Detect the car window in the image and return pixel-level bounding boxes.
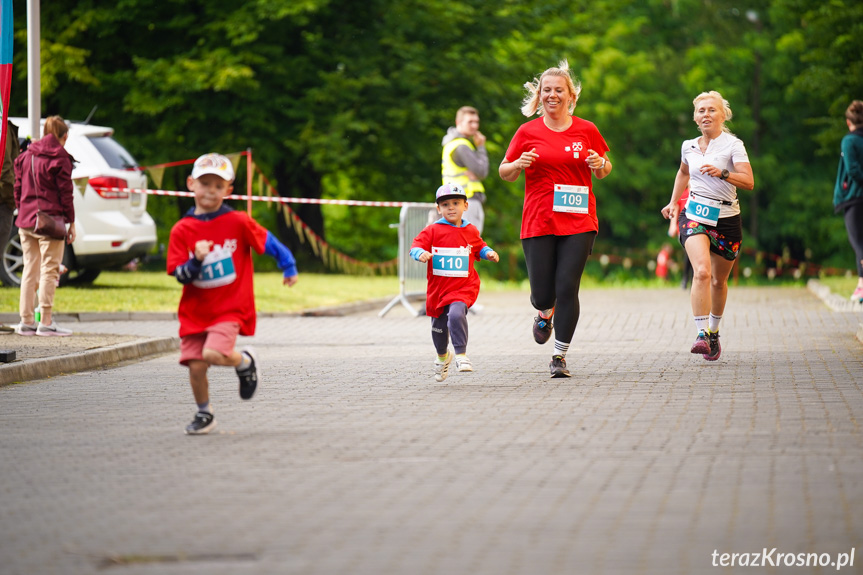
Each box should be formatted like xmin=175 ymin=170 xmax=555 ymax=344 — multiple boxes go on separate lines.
xmin=89 ymin=136 xmax=139 ymax=169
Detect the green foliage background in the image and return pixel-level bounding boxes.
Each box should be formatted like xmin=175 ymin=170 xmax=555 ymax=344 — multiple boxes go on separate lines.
xmin=10 ymin=0 xmax=862 ymax=273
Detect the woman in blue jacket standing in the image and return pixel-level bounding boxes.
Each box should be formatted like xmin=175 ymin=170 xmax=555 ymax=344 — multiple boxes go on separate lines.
xmin=834 ymin=100 xmax=863 ymax=303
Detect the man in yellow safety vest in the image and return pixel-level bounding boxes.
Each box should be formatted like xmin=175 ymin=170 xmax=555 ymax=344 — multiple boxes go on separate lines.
xmin=441 ymin=106 xmax=489 ymax=233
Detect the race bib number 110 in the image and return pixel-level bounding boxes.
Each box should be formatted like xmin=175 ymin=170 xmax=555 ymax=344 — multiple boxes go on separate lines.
xmin=432 ymin=246 xmax=470 ymax=277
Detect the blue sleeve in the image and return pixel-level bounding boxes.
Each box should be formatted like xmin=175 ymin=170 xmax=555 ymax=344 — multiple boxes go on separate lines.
xmin=264 ymin=232 xmax=298 ymax=277
xmin=409 ymin=247 xmax=428 ymax=262
xmin=479 ymin=246 xmax=493 ymax=260
xmin=173 ymin=257 xmax=202 ymax=285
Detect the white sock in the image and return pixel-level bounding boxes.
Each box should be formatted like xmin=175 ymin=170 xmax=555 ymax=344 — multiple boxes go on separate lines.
xmin=694 ymin=315 xmax=709 ymax=334
xmin=237 ymin=352 xmax=252 ymax=371
xmin=553 ymin=339 xmax=570 ymax=357
xmin=708 ymin=313 xmax=722 ymax=333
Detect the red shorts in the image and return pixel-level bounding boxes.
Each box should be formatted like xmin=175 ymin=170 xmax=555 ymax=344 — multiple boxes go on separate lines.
xmin=179 ymin=322 xmax=241 ymax=365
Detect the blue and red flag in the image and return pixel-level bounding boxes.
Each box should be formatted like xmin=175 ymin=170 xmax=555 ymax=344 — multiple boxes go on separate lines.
xmin=0 ymin=0 xmax=12 ymax=173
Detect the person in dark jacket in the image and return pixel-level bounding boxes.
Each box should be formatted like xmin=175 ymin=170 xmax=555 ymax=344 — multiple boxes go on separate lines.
xmin=0 ymin=120 xmax=21 ymax=331
xmin=13 ymin=115 xmax=76 ymax=336
xmin=834 ymin=100 xmax=863 ymax=303
xmin=0 ymin=120 xmax=21 ymax=248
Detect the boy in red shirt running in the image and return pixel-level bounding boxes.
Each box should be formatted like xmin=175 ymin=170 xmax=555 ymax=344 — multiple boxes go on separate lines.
xmin=167 ymin=153 xmax=298 ymax=435
xmin=410 ymin=183 xmax=499 ymax=381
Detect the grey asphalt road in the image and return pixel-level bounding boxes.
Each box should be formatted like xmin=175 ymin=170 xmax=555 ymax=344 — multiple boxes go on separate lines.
xmin=1 ymin=287 xmax=862 ymax=575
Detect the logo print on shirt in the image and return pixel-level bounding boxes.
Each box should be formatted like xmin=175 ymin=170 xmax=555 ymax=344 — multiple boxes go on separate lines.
xmin=564 ymin=141 xmax=583 ymax=159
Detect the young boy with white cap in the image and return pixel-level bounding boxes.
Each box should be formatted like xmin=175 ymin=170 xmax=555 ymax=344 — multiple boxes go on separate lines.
xmin=410 ymin=183 xmax=499 ymax=381
xmin=167 ymin=153 xmax=299 ymax=434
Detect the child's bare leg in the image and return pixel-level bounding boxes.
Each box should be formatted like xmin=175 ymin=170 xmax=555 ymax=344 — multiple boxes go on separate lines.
xmin=188 ymin=360 xmax=210 ymax=405
xmin=202 ymin=347 xmax=242 ymax=368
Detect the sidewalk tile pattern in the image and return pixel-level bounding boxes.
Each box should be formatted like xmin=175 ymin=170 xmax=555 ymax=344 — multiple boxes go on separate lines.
xmin=0 ymin=288 xmax=861 ymax=575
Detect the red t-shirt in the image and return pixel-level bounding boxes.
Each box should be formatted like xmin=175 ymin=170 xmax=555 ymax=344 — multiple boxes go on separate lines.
xmin=411 ymin=221 xmax=488 ymax=318
xmin=167 ymin=209 xmax=269 ymax=337
xmin=505 ymin=116 xmax=609 ymax=239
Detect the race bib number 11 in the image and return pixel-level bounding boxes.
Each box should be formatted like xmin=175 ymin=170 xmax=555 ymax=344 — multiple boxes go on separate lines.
xmin=553 ymin=184 xmax=589 ymax=214
xmin=193 ymin=245 xmax=237 ymax=289
xmin=432 ymin=246 xmax=470 ymax=277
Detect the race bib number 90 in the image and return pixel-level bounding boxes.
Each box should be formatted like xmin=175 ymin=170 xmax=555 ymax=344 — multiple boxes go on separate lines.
xmin=432 ymin=246 xmax=470 ymax=277
xmin=193 ymin=245 xmax=237 ymax=289
xmin=553 ymin=184 xmax=589 ymax=214
xmin=686 ymin=195 xmax=720 ymax=227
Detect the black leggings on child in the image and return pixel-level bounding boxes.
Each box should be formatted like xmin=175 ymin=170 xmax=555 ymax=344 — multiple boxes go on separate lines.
xmin=431 ymin=302 xmax=469 ymax=355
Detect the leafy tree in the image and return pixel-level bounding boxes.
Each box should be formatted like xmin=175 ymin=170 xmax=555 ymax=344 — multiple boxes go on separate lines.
xmin=8 ymin=0 xmax=861 ymax=272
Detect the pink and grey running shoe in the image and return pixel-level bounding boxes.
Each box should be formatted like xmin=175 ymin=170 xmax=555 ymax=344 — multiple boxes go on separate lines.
xmin=703 ymin=332 xmax=721 ymax=361
xmin=533 ymin=308 xmax=554 ymax=345
xmin=690 ymin=330 xmax=710 ymax=355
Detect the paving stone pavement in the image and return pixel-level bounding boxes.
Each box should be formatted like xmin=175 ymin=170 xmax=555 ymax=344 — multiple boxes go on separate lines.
xmin=1 ymin=286 xmax=862 ymax=575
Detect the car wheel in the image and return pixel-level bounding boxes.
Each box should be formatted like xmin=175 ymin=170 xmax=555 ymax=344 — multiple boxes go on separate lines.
xmin=64 ymin=268 xmax=101 ymax=285
xmin=55 ymin=246 xmax=101 ymax=286
xmin=1 ymin=230 xmax=101 ymax=288
xmin=0 ymin=226 xmax=23 ymax=287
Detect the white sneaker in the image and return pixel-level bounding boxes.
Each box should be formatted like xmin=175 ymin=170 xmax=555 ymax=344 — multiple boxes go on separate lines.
xmin=434 ymin=349 xmax=454 ymax=382
xmin=455 ymin=355 xmax=473 ymax=372
xmin=36 ymin=322 xmax=73 ymax=337
xmin=14 ymin=322 xmax=38 ymax=336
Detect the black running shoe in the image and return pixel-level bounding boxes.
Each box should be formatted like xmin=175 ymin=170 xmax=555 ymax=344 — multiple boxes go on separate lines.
xmin=533 ymin=309 xmax=554 ymax=344
xmin=690 ymin=330 xmax=710 ymax=355
xmin=549 ymin=355 xmax=570 ymax=378
xmin=185 ymin=411 xmax=216 ymax=435
xmin=703 ymin=332 xmax=721 ymax=361
xmin=237 ymin=347 xmax=259 ymax=400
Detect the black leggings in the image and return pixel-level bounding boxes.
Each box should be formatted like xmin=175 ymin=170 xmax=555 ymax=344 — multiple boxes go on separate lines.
xmin=522 ymin=232 xmax=596 ymax=344
xmin=431 ymin=302 xmax=469 ymax=355
xmin=844 ymin=204 xmax=863 ymax=277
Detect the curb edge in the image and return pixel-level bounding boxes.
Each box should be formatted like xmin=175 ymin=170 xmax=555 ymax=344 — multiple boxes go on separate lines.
xmin=0 ymin=336 xmax=179 ymax=386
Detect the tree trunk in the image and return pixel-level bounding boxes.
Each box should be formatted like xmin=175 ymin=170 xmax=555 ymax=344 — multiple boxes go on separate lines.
xmin=273 ymin=156 xmax=325 ymax=264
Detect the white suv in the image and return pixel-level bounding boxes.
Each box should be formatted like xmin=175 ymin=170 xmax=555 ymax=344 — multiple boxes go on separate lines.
xmin=0 ymin=118 xmax=156 ymax=286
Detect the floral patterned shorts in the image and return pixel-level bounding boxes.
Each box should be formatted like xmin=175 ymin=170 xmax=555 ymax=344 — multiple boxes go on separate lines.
xmin=678 ymin=211 xmax=742 ymax=261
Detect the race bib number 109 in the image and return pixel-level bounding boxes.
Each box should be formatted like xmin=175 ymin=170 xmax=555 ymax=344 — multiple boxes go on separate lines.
xmin=553 ymin=184 xmax=589 ymax=214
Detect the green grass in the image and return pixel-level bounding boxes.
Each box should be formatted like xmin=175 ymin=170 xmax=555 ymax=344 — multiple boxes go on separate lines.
xmin=0 ymin=272 xmax=406 ymax=313
xmin=2 ymin=269 xmax=853 ymax=314
xmin=816 ymin=275 xmax=860 ymax=298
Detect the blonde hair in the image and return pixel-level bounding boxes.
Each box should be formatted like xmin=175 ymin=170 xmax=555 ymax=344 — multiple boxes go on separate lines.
xmin=693 ymin=91 xmax=733 ymax=134
xmin=43 ymin=115 xmax=69 ymax=141
xmin=455 ymin=106 xmax=478 ymax=124
xmin=521 ymin=59 xmax=582 ymax=117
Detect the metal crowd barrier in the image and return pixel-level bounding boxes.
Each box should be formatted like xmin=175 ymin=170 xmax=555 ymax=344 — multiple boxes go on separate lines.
xmin=379 ymin=203 xmax=437 ymax=317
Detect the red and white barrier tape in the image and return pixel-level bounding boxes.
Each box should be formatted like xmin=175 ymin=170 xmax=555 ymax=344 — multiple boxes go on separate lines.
xmin=95 ymin=187 xmax=435 ymax=208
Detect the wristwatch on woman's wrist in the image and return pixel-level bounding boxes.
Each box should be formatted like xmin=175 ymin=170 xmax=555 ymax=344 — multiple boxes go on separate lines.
xmin=599 ymin=158 xmax=607 ymax=170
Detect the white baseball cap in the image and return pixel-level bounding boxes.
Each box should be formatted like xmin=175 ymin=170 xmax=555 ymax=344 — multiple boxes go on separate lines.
xmin=191 ymin=153 xmax=235 ymax=182
xmin=435 ymin=183 xmax=467 ymax=203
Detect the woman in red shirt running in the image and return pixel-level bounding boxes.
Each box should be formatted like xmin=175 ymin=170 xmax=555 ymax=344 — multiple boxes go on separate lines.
xmin=500 ymin=60 xmax=612 ymax=378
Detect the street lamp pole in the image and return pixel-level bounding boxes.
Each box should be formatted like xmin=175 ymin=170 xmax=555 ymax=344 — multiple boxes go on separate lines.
xmin=26 ymin=0 xmax=39 ymax=139
xmin=747 ymin=10 xmax=761 ymax=244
